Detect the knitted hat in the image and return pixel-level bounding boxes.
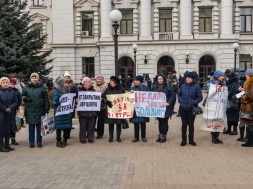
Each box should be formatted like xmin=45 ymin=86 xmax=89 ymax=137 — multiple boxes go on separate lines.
xmin=0 ymin=77 xmax=10 ymax=84
xmin=246 ymin=69 xmax=253 ymax=77
xmin=64 ymin=71 xmax=71 ymax=78
xmin=214 ymin=70 xmax=224 ymax=78
xmin=96 ymin=74 xmax=104 ymax=81
xmin=55 ymin=77 xmax=66 ymax=86
xmin=82 ymin=77 xmax=91 ymax=85
xmin=186 ymin=72 xmax=196 ymax=80
xmin=135 ymin=75 xmax=144 ymax=83
xmin=110 ymin=76 xmax=120 ymax=84
xmin=30 ymin=73 xmax=39 ymax=79
xmin=9 ymin=78 xmax=17 ymax=84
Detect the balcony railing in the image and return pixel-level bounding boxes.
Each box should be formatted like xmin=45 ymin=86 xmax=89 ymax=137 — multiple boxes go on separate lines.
xmin=159 ymin=32 xmax=173 ymax=40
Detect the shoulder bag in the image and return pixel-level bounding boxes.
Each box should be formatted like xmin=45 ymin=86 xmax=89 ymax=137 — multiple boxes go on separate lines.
xmin=187 ymin=89 xmax=203 ymax=116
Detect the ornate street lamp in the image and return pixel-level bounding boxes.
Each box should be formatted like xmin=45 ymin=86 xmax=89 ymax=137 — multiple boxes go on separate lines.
xmin=233 ymin=42 xmax=239 ymax=73
xmin=185 ymin=50 xmax=190 ymax=64
xmin=132 ymin=44 xmax=138 ymax=75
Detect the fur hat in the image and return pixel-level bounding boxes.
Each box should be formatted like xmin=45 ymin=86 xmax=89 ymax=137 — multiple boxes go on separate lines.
xmin=0 ymin=77 xmax=10 ymax=84
xmin=246 ymin=69 xmax=253 ymax=77
xmin=186 ymin=72 xmax=196 ymax=80
xmin=30 ymin=73 xmax=39 ymax=79
xmin=110 ymin=76 xmax=120 ymax=84
xmin=64 ymin=71 xmax=71 ymax=78
xmin=9 ymin=78 xmax=17 ymax=84
xmin=96 ymin=74 xmax=104 ymax=81
xmin=82 ymin=77 xmax=91 ymax=85
xmin=55 ymin=77 xmax=66 ymax=86
xmin=214 ymin=70 xmax=224 ymax=78
xmin=135 ymin=75 xmax=144 ymax=83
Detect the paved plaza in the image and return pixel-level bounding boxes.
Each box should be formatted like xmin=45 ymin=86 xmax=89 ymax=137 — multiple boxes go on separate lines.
xmin=1 ymin=103 xmax=253 ymax=189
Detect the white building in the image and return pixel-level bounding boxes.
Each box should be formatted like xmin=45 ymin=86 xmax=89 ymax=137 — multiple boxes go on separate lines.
xmin=29 ymin=0 xmax=253 ymax=88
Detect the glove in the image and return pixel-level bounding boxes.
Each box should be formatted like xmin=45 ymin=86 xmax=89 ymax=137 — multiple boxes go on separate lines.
xmin=106 ymin=100 xmax=113 ymax=108
xmin=5 ymin=108 xmax=11 ymax=114
xmin=55 ymin=102 xmax=61 ymax=107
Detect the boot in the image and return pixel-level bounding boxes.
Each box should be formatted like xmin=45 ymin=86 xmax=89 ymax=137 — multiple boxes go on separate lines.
xmin=189 ymin=135 xmax=196 ymax=146
xmin=117 ymin=129 xmax=121 ymax=142
xmin=241 ymin=127 xmax=249 ymax=142
xmin=5 ymin=143 xmax=15 ymax=151
xmin=159 ymin=134 xmax=166 ymax=143
xmin=0 ymin=145 xmax=9 ymax=152
xmin=215 ymin=132 xmax=223 ymax=144
xmin=223 ymin=125 xmax=231 ymax=134
xmin=181 ymin=135 xmax=187 ymax=146
xmin=211 ymin=132 xmax=218 ymax=144
xmin=237 ymin=126 xmax=245 ymax=141
xmin=241 ymin=131 xmax=253 ymax=147
xmin=56 ymin=141 xmax=65 ymax=148
xmin=109 ymin=129 xmax=113 ymax=142
xmin=11 ymin=139 xmax=19 ymax=145
xmin=63 ymin=138 xmax=68 ymax=146
xmin=5 ymin=136 xmax=15 ymax=151
xmin=229 ymin=125 xmax=238 ymax=135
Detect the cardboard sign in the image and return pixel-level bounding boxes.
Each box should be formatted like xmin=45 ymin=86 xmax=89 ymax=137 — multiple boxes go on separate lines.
xmin=77 ymin=91 xmax=101 ymax=111
xmin=55 ymin=93 xmax=76 ymax=116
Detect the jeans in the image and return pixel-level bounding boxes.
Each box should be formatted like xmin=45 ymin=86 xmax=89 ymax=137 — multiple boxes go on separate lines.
xmin=29 ymin=124 xmax=42 ymax=144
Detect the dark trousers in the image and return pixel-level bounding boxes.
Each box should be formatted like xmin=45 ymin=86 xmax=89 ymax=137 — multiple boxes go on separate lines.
xmin=157 ymin=117 xmax=169 ymax=135
xmin=56 ymin=129 xmax=71 ymax=141
xmin=10 ymin=131 xmax=16 ymax=139
xmin=134 ymin=123 xmax=146 ymax=139
xmin=96 ymin=109 xmax=105 ymax=137
xmin=79 ymin=117 xmax=96 ymax=142
xmin=180 ymin=110 xmax=196 ymax=136
xmin=0 ymin=132 xmax=10 ymax=146
xmin=29 ymin=123 xmax=42 ymax=144
xmin=109 ymin=124 xmax=121 ymax=133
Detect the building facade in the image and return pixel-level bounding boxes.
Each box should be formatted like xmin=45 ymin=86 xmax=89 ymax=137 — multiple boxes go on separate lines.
xmin=28 ymin=0 xmax=253 ymax=88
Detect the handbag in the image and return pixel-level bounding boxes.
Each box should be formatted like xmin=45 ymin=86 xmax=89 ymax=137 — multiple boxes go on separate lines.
xmin=239 ymin=110 xmax=253 ymax=121
xmin=188 ymin=90 xmax=203 ymax=116
xmin=122 ymin=119 xmax=129 ymax=129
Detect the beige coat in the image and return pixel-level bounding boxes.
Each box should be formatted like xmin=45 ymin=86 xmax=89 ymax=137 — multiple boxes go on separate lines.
xmin=94 ymin=82 xmax=107 ymax=110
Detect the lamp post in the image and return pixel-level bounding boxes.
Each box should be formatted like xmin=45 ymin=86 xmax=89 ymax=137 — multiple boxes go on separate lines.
xmin=233 ymin=42 xmax=239 ymax=73
xmin=132 ymin=44 xmax=138 ymax=75
xmin=144 ymin=51 xmax=148 ymax=64
xmin=109 ymin=10 xmax=122 ymax=77
xmin=185 ymin=50 xmax=190 ymax=64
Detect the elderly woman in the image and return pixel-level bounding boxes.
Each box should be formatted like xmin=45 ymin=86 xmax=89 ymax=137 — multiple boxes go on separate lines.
xmin=102 ymin=76 xmax=125 ymax=142
xmin=239 ymin=69 xmax=253 ymax=147
xmin=22 ymin=73 xmax=49 ymax=148
xmin=52 ymin=77 xmax=71 ymax=148
xmin=0 ymin=77 xmax=18 ymax=152
xmin=94 ymin=75 xmax=107 ymax=139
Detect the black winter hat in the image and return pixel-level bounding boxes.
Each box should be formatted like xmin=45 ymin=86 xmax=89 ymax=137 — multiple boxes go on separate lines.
xmin=110 ymin=76 xmax=120 ymax=84
xmin=135 ymin=75 xmax=144 ymax=83
xmin=186 ymin=72 xmax=196 ymax=80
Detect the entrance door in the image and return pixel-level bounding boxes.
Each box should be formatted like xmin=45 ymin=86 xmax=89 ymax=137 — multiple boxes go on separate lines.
xmin=199 ymin=55 xmax=216 ymax=84
xmin=118 ymin=57 xmax=134 ymax=90
xmin=157 ymin=56 xmax=175 ymax=76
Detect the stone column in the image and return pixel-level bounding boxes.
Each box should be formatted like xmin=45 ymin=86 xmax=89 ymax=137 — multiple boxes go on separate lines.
xmin=100 ymin=0 xmax=112 ymax=41
xmin=180 ymin=0 xmax=193 ymax=39
xmin=220 ymin=0 xmax=234 ymax=38
xmin=140 ymin=0 xmax=152 ymax=40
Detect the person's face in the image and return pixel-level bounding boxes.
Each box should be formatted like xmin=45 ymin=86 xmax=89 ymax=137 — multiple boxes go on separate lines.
xmin=172 ymin=73 xmax=176 ymax=76
xmin=1 ymin=80 xmax=9 ymax=88
xmin=110 ymin=80 xmax=117 ymax=87
xmin=96 ymin=77 xmax=103 ymax=85
xmin=186 ymin=77 xmax=193 ymax=83
xmin=31 ymin=76 xmax=38 ymax=83
xmin=218 ymin=76 xmax=224 ymax=82
xmin=63 ymin=81 xmax=69 ymax=88
xmin=9 ymin=83 xmax=15 ymax=88
xmin=134 ymin=80 xmax=141 ymax=86
xmin=157 ymin=76 xmax=163 ymax=84
xmin=83 ymin=81 xmax=91 ymax=88
xmin=10 ymin=77 xmax=17 ymax=82
xmin=64 ymin=76 xmax=70 ymax=83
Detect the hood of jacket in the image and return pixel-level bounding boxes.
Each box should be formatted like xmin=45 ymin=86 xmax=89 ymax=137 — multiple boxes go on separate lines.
xmin=226 ymin=76 xmax=238 ymax=86
xmin=26 ymin=80 xmax=43 ymax=88
xmin=53 ymin=81 xmax=68 ymax=94
xmin=154 ymin=73 xmax=167 ymax=87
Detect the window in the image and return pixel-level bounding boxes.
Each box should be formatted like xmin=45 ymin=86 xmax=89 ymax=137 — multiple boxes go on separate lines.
xmin=199 ymin=8 xmax=212 ymax=32
xmin=82 ymin=13 xmax=94 ymax=36
xmin=159 ymin=9 xmax=172 ymax=32
xmin=239 ymin=54 xmax=251 ymax=70
xmin=82 ymin=57 xmax=95 ymax=78
xmin=120 ymin=10 xmax=133 ymax=34
xmin=32 ymin=23 xmax=43 ymax=38
xmin=33 ymin=0 xmax=42 ymax=6
xmin=240 ymin=8 xmax=252 ymax=32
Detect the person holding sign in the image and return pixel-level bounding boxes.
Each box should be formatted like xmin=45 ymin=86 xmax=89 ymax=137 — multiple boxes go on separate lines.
xmin=77 ymin=77 xmax=97 ymax=143
xmin=152 ymin=73 xmax=176 ymax=143
xmin=178 ymin=72 xmax=203 ymax=146
xmin=129 ymin=75 xmax=150 ymax=142
xmin=52 ymin=77 xmax=72 ymax=148
xmin=102 ymin=76 xmax=125 ymax=142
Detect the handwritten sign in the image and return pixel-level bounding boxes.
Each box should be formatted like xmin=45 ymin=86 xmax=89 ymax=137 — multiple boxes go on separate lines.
xmin=134 ymin=91 xmax=167 ymax=118
xmin=200 ymin=84 xmax=228 ymax=132
xmin=77 ymin=91 xmax=101 ymax=111
xmin=106 ymin=93 xmax=135 ymax=119
xmin=55 ymin=93 xmax=76 ymax=116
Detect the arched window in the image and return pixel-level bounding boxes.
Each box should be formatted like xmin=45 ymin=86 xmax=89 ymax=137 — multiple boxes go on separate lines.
xmin=199 ymin=55 xmax=216 ymax=83
xmin=118 ymin=57 xmax=134 ymax=90
xmin=157 ymin=56 xmax=175 ymax=76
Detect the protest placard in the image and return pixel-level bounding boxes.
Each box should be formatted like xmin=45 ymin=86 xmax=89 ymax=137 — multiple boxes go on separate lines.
xmin=77 ymin=91 xmax=101 ymax=111
xmin=134 ymin=91 xmax=167 ymax=118
xmin=106 ymin=93 xmax=135 ymax=119
xmin=200 ymin=84 xmax=228 ymax=132
xmin=55 ymin=93 xmax=76 ymax=116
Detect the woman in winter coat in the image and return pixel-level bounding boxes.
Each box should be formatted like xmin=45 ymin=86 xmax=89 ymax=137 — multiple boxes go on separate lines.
xmin=0 ymin=77 xmax=18 ymax=152
xmin=223 ymin=72 xmax=239 ymax=135
xmin=52 ymin=77 xmax=71 ymax=148
xmin=22 ymin=73 xmax=49 ymax=148
xmin=238 ymin=69 xmax=253 ymax=147
xmin=152 ymin=73 xmax=176 ymax=143
xmin=207 ymin=70 xmax=226 ymax=144
xmin=178 ymin=72 xmax=203 ymax=146
xmin=129 ymin=75 xmax=150 ymax=142
xmin=102 ymin=76 xmax=125 ymax=142
xmin=94 ymin=75 xmax=107 ymax=139
xmin=77 ymin=77 xmax=97 ymax=143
